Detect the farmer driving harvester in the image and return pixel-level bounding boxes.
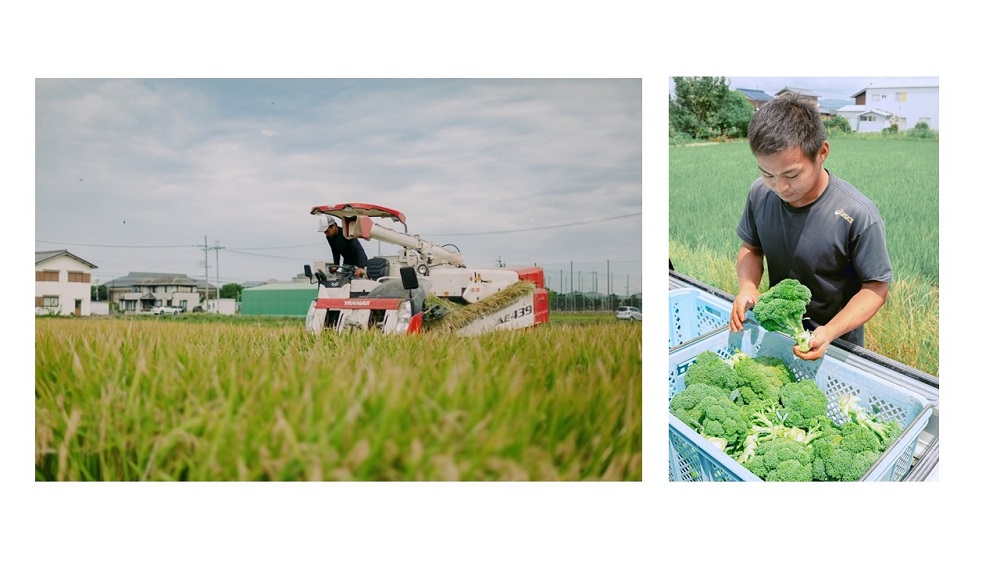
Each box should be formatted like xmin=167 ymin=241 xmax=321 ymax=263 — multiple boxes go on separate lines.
xmin=318 ymin=214 xmax=367 ymax=278
xmin=306 ymin=202 xmax=548 ymax=335
xmin=313 ymin=210 xmax=430 ymax=330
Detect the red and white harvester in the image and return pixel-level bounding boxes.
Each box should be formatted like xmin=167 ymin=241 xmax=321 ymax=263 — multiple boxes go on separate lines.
xmin=304 ymin=203 xmax=549 ymax=335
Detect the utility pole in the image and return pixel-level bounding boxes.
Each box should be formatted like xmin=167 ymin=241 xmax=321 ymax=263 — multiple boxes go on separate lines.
xmin=593 ymin=270 xmax=597 ymax=311
xmin=203 ymin=236 xmax=209 ymax=309
xmin=212 ymin=239 xmax=224 ymax=312
xmin=196 ymin=236 xmax=224 ymax=312
xmin=570 ymin=261 xmax=573 ymax=312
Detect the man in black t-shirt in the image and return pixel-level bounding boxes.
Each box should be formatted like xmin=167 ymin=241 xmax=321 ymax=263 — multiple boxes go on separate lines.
xmin=729 ymin=95 xmax=892 ymax=360
xmin=318 ymin=215 xmax=368 ymax=278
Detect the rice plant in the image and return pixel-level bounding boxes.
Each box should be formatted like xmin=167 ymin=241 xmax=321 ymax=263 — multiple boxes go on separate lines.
xmin=35 ymin=315 xmax=641 ymax=481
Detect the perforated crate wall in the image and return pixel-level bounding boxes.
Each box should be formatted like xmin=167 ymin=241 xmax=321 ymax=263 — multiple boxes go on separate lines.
xmin=669 ymin=288 xmax=731 ymax=349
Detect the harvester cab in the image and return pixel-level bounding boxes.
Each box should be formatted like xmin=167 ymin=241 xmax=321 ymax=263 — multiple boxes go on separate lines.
xmin=304 ymin=202 xmax=549 ymax=335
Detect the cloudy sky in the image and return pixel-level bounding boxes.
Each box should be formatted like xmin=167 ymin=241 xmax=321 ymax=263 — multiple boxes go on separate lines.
xmin=35 ymin=78 xmax=642 ymax=292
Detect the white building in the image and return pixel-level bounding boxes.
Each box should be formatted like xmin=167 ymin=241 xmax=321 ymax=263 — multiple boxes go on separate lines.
xmin=835 ymin=106 xmax=895 ymax=133
xmin=104 ymin=272 xmax=213 ymax=314
xmin=35 ymin=249 xmax=98 ymax=316
xmin=839 ymin=78 xmax=939 ymax=132
xmin=205 ymin=298 xmax=238 ymax=315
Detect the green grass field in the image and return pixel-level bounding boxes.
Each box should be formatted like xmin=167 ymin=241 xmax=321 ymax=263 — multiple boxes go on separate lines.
xmin=35 ymin=313 xmax=641 ymax=481
xmin=669 ymin=137 xmax=939 ymax=376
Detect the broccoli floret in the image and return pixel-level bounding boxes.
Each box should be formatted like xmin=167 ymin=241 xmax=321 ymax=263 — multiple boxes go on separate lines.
xmin=670 ymin=383 xmax=749 ymax=450
xmin=732 ymin=354 xmax=795 ymax=409
xmin=753 ymin=278 xmax=813 ymax=352
xmin=778 ymin=379 xmax=829 ymax=429
xmin=743 ymin=437 xmax=814 ymax=481
xmin=683 ymin=350 xmax=739 ymax=392
xmin=670 ymin=382 xmax=730 ymax=417
xmin=811 ymin=422 xmax=884 ymax=481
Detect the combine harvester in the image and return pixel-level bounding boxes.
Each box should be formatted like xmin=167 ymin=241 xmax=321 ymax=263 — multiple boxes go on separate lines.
xmin=304 ymin=203 xmax=549 ymax=336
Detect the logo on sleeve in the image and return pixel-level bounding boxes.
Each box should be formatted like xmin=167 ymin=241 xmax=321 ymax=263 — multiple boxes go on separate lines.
xmin=834 ymin=209 xmax=855 ymax=224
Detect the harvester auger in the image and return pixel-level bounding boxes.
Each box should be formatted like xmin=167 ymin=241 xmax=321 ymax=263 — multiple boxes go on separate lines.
xmin=304 ymin=203 xmax=549 ymax=335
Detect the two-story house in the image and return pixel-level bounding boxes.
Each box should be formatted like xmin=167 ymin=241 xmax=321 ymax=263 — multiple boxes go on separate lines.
xmin=104 ymin=272 xmax=214 ymax=313
xmin=35 ymin=249 xmax=98 ymax=316
xmin=837 ymin=78 xmax=939 ymax=132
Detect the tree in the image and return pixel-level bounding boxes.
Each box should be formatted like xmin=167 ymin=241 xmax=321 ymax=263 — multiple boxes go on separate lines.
xmin=220 ymin=283 xmax=243 ymax=300
xmin=717 ymin=88 xmax=755 ymax=138
xmin=91 ymin=284 xmax=108 ymax=301
xmin=670 ymin=77 xmax=753 ymax=140
xmin=824 ymin=115 xmax=852 ymax=134
xmin=905 ymin=120 xmax=937 ymax=139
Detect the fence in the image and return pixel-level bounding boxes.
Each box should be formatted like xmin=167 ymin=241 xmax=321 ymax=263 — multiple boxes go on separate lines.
xmin=538 ymin=259 xmax=641 ymax=313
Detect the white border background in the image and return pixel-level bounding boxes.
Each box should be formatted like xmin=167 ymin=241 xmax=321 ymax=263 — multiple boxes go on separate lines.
xmin=8 ymin=1 xmax=995 ymax=559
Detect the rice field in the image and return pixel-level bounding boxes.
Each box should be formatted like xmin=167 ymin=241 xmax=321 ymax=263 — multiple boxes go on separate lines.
xmin=35 ymin=314 xmax=641 ymax=481
xmin=669 ymin=137 xmax=939 ymax=376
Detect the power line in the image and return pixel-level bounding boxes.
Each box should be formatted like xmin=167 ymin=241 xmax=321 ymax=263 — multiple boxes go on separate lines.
xmin=36 ymin=211 xmax=641 ymax=250
xmin=36 ymin=240 xmax=192 ymax=248
xmin=424 ymin=212 xmax=641 ymax=236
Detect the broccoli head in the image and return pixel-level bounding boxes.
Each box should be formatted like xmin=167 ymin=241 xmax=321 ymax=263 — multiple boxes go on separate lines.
xmin=670 ymin=383 xmax=749 ymax=450
xmin=778 ymin=379 xmax=830 ymax=429
xmin=811 ymin=423 xmax=885 ymax=481
xmin=683 ymin=350 xmax=739 ymax=392
xmin=743 ymin=437 xmax=814 ymax=481
xmin=753 ymin=278 xmax=813 ymax=352
xmin=732 ymin=354 xmax=795 ymax=409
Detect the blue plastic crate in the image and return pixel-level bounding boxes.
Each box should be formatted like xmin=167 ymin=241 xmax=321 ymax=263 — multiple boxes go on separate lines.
xmin=668 ymin=324 xmax=933 ymax=482
xmin=669 ymin=288 xmax=732 ymax=349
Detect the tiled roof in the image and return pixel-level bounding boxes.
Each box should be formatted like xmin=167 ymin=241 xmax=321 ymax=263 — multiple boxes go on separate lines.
xmin=735 ymin=88 xmax=773 ymax=102
xmin=35 ymin=249 xmax=98 ymax=269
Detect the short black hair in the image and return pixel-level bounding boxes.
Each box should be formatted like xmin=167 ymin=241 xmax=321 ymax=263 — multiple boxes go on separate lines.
xmin=748 ymin=95 xmax=826 ymax=159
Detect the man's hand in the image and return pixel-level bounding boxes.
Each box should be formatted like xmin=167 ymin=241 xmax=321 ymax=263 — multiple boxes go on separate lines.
xmin=729 ymin=291 xmax=759 ymax=332
xmin=793 ymin=325 xmax=832 ymax=361
xmin=731 ymin=242 xmax=764 ymax=333
xmin=793 ymin=281 xmax=889 ymax=361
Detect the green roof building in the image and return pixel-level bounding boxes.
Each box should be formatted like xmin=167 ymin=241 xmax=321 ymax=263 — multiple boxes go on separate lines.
xmin=240 ymin=282 xmax=316 ymax=317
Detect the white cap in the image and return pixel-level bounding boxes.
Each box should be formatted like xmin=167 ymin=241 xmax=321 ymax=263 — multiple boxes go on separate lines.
xmin=317 ymin=215 xmax=336 ymax=232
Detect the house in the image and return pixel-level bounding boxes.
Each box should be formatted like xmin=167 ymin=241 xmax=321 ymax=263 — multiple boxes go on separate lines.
xmin=35 ymin=249 xmax=98 ymax=316
xmin=840 ymin=78 xmax=939 ymax=131
xmin=775 ymin=87 xmax=820 ymax=108
xmin=103 ymin=272 xmax=215 ymax=314
xmin=835 ymin=106 xmax=895 ymax=133
xmin=735 ymin=88 xmax=773 ymax=111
